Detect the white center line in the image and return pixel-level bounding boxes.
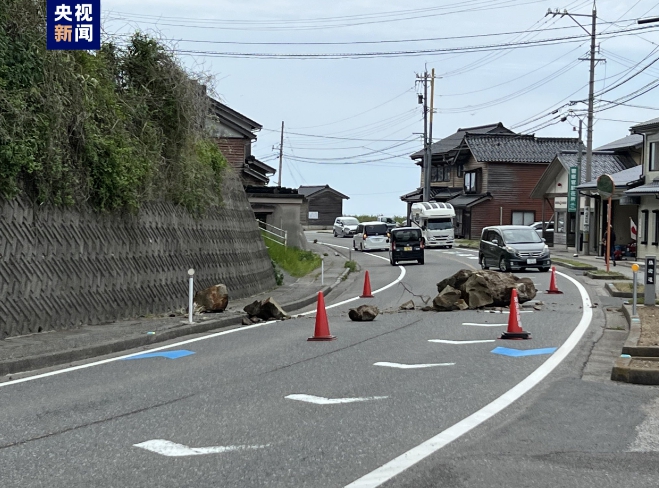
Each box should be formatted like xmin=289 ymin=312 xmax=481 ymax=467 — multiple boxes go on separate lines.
xmin=373 ymin=362 xmax=455 ymax=369
xmin=428 ymin=339 xmax=496 ymax=344
xmin=462 ymin=323 xmax=507 ymax=327
xmin=286 ymin=394 xmax=388 ymax=405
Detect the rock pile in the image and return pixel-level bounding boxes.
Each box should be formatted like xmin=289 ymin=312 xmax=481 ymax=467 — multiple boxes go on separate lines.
xmin=348 ymin=305 xmax=380 ymax=321
xmin=243 ymin=297 xmax=290 ymax=322
xmin=434 ymin=269 xmax=536 ymax=311
xmin=194 ymin=284 xmax=229 ymax=313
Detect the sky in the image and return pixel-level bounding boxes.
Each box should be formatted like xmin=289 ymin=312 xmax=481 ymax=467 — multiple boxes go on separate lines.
xmin=102 ymin=0 xmax=659 ymax=217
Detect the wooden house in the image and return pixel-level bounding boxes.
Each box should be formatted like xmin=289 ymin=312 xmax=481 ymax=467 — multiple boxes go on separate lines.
xmin=401 ymin=123 xmax=580 ymax=239
xmin=207 ymin=97 xmax=275 ymax=186
xmin=298 ymin=185 xmax=350 ymax=227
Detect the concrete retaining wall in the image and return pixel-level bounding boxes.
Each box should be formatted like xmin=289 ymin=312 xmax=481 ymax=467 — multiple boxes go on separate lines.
xmin=0 ymin=171 xmax=275 ymax=338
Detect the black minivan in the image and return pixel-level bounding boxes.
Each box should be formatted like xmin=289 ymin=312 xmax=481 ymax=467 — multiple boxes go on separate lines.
xmin=479 ymin=225 xmax=551 ymax=272
xmin=388 ymin=227 xmax=425 ymax=265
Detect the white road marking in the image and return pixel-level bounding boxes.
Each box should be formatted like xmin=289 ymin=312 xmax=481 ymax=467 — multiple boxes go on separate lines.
xmin=134 ymin=439 xmax=268 ymax=457
xmin=466 ymin=257 xmax=479 ymax=260
xmin=345 ymin=270 xmax=592 ymax=488
xmin=0 ymin=241 xmax=405 ymax=388
xmin=487 ymin=310 xmax=533 ymax=314
xmin=285 ymin=394 xmax=388 ymax=404
xmin=428 ymin=339 xmax=496 ymax=344
xmin=457 ymin=254 xmax=474 ymax=257
xmin=374 ymin=362 xmax=455 ymax=369
xmin=462 ymin=322 xmax=507 ymax=327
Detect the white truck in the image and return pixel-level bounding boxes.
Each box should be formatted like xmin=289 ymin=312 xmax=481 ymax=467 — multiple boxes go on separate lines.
xmin=410 ymin=202 xmax=456 ymax=248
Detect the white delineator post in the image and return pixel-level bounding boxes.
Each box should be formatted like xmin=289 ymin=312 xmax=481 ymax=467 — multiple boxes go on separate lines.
xmin=188 ymin=268 xmax=195 ymax=324
xmin=321 ymin=257 xmax=324 ymax=286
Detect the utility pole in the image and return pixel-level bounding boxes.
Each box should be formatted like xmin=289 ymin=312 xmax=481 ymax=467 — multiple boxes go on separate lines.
xmin=426 ymin=68 xmax=436 ymax=203
xmin=417 ymin=69 xmax=437 ymax=202
xmin=277 ymin=121 xmax=284 ymax=187
xmin=548 ymin=3 xmax=599 ymax=255
xmin=574 ymin=118 xmax=583 ymax=254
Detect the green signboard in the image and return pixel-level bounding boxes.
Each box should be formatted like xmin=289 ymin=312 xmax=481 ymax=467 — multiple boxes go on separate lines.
xmin=568 ymin=166 xmax=579 ymax=212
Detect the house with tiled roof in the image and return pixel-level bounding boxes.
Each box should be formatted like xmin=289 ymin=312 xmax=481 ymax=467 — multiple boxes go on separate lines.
xmin=625 ymin=117 xmax=659 ymax=259
xmin=402 ymin=123 xmax=579 ymax=239
xmin=532 ymin=149 xmax=640 ymax=249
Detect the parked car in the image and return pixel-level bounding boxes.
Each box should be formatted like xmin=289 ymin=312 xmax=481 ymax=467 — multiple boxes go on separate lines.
xmin=479 ymin=225 xmax=551 ymax=272
xmin=387 ymin=227 xmax=425 ymax=265
xmin=353 ymin=222 xmax=389 ymax=251
xmin=333 ymin=217 xmax=360 ymax=238
xmin=529 ymin=221 xmax=554 ymax=236
xmin=376 ymin=216 xmax=400 ymax=231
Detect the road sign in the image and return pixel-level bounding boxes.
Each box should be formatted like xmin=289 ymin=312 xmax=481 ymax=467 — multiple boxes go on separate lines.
xmin=568 ymin=166 xmax=579 ymax=212
xmin=597 ymin=174 xmax=615 ymax=199
xmin=646 ymin=255 xmax=656 ymax=307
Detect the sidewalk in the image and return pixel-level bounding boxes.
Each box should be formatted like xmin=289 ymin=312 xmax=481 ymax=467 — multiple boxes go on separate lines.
xmin=549 ymin=245 xmax=642 ymax=280
xmin=0 ymin=241 xmax=354 ymax=377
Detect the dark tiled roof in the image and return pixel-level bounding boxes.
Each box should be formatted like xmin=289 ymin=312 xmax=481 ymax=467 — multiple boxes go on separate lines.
xmin=557 ymin=151 xmax=638 ymax=185
xmin=595 ymin=134 xmax=643 ymax=151
xmin=410 ymin=122 xmax=512 ymax=158
xmin=447 ymin=193 xmax=491 ymax=208
xmin=577 ymin=164 xmax=643 ymax=189
xmin=466 ymin=134 xmax=580 ymax=163
xmin=399 ymin=187 xmax=455 ymax=203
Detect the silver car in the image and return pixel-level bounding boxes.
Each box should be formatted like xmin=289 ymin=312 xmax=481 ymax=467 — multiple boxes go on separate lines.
xmin=333 ymin=217 xmax=359 ymax=238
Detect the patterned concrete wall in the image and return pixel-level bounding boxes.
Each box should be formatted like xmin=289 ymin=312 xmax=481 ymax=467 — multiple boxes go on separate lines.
xmin=0 ymin=171 xmax=275 ymax=338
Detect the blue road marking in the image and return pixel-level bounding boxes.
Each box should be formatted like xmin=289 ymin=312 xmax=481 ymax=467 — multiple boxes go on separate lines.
xmin=491 ymin=347 xmax=557 ymax=357
xmin=122 ymin=350 xmax=196 ymax=360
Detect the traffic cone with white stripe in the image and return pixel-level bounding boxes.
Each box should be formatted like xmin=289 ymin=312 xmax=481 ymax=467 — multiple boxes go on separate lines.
xmin=308 ymin=291 xmax=336 ymax=341
xmin=500 ymin=288 xmax=531 ymax=340
xmin=546 ymin=266 xmax=563 ymax=294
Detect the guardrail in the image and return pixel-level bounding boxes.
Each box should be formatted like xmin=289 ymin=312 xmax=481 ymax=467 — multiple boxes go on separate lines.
xmin=257 ymin=219 xmax=288 ymax=247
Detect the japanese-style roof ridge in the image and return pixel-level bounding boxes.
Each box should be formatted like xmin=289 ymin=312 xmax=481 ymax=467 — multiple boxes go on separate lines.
xmin=457 ymin=122 xmax=508 ymax=132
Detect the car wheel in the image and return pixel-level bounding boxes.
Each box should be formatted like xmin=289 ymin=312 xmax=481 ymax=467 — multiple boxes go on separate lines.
xmin=360 ymin=243 xmax=364 ymax=252
xmin=448 ymin=245 xmax=453 ymax=249
xmin=539 ymin=267 xmax=550 ymax=272
xmin=480 ymin=254 xmax=489 ymax=270
xmin=333 ymin=230 xmax=337 ymax=237
xmin=499 ymin=258 xmax=509 ymax=273
xmin=353 ymin=241 xmax=357 ymax=251
xmin=389 ymin=255 xmax=396 ymax=266
xmin=418 ymin=258 xmax=424 ymax=265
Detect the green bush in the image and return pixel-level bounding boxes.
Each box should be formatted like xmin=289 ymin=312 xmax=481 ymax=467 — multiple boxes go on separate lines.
xmin=0 ymin=1 xmax=226 ymax=214
xmin=265 ymin=240 xmax=321 ymax=278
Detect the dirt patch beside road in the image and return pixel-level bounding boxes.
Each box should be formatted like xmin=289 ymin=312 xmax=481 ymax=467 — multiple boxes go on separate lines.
xmin=637 ymin=307 xmax=659 ymax=346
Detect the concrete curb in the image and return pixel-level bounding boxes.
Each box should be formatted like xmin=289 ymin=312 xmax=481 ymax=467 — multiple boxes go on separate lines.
xmin=0 ymin=272 xmax=353 ymax=377
xmin=584 ymin=270 xmax=629 ymax=280
xmin=611 ymin=357 xmax=659 ymax=384
xmin=612 ymin=304 xmax=659 ymax=384
xmin=605 ymin=282 xmax=633 ymax=298
xmin=552 ymin=260 xmax=597 ymax=271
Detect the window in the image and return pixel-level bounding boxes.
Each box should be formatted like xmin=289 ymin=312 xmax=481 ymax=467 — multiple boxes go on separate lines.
xmin=642 ymin=209 xmax=649 ymax=245
xmin=556 ymin=212 xmax=566 ymax=233
xmin=650 ymin=142 xmax=659 ymax=172
xmin=512 ymin=211 xmax=535 ymax=226
xmin=654 ymin=210 xmax=659 ymax=246
xmin=431 ymin=165 xmax=451 ymax=182
xmin=457 ymin=164 xmax=464 ymax=178
xmin=464 ymin=170 xmax=479 ymax=193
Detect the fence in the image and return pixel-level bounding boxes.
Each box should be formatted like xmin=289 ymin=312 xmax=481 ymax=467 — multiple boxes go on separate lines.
xmin=257 ymin=219 xmax=287 ymax=247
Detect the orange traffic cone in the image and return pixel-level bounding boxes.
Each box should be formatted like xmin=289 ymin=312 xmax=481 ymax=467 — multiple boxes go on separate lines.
xmin=500 ymin=288 xmax=531 ymax=340
xmin=308 ymin=291 xmax=336 ymax=341
xmin=360 ymin=270 xmax=374 ymax=298
xmin=546 ymin=266 xmax=563 ymax=294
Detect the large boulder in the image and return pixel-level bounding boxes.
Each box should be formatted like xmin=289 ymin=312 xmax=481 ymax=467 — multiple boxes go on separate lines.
xmin=348 ymin=305 xmax=379 ymax=321
xmin=432 ymin=285 xmax=463 ymax=311
xmin=243 ymin=297 xmax=289 ymax=320
xmin=435 ymin=269 xmax=536 ymax=310
xmin=194 ymin=284 xmax=229 ymax=312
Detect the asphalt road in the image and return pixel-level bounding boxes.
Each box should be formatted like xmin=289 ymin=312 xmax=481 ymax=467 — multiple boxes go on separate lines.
xmin=1 ymin=232 xmax=657 ymax=487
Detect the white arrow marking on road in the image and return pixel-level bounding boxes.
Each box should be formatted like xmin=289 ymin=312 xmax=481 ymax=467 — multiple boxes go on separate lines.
xmin=462 ymin=322 xmax=507 ymax=327
xmin=285 ymin=394 xmax=387 ymax=404
xmin=373 ymin=362 xmax=455 ymax=369
xmin=134 ymin=439 xmax=268 ymax=457
xmin=428 ymin=339 xmax=496 ymax=344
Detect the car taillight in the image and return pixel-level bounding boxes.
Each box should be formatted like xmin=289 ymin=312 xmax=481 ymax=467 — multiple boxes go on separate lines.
xmin=363 ymin=233 xmax=367 ymax=240
xmin=420 ymin=240 xmax=425 ymax=249
xmin=392 ymin=242 xmax=396 ymax=250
